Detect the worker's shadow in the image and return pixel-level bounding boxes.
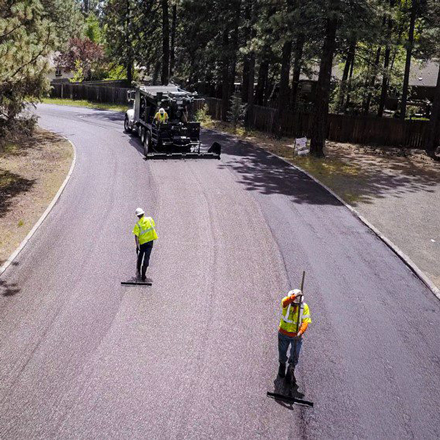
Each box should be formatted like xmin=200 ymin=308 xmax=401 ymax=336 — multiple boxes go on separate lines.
xmin=272 ymin=377 xmax=305 ymax=410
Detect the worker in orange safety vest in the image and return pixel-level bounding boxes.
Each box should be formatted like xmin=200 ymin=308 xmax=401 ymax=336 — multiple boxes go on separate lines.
xmin=278 ymin=289 xmax=312 ymax=384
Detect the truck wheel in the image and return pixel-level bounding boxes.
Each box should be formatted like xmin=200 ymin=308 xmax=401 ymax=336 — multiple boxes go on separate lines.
xmin=124 ymin=116 xmax=132 ymax=133
xmin=144 ymin=131 xmax=151 ymax=156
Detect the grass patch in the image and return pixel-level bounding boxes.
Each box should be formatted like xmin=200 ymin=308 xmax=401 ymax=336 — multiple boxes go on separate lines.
xmin=41 ymin=98 xmax=128 ymax=113
xmin=1 ymin=142 xmax=20 ymax=156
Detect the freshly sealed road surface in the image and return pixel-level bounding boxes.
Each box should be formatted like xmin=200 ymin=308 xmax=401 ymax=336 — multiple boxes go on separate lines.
xmin=1 ymin=105 xmax=439 ymax=439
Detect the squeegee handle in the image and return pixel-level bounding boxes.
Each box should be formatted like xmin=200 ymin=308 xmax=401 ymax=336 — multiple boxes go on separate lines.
xmin=295 ymin=271 xmax=306 ymax=335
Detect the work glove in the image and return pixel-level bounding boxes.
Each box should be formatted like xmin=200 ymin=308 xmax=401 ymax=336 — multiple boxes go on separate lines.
xmin=291 ymin=293 xmax=303 ymax=302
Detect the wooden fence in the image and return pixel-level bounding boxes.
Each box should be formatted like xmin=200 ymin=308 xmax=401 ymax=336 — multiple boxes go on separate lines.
xmin=205 ymin=98 xmax=429 ymax=149
xmin=50 ymin=83 xmax=130 ymax=105
xmin=48 ymin=85 xmax=430 ymax=148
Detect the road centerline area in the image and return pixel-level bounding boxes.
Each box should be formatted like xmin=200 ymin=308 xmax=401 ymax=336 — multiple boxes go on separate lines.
xmin=0 ymin=105 xmax=439 ymax=440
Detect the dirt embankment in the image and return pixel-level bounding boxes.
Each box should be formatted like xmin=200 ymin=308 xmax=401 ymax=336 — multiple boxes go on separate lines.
xmin=0 ymin=129 xmax=73 ymax=266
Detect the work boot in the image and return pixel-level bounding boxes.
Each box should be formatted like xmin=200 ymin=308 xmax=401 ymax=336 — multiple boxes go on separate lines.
xmin=136 ymin=270 xmax=141 ymax=279
xmin=288 ymin=366 xmax=296 ymax=385
xmin=278 ymin=362 xmax=286 ymax=378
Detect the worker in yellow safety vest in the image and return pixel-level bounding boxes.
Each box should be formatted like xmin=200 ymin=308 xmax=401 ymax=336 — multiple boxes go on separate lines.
xmin=278 ymin=289 xmax=311 ymax=384
xmin=154 ymin=107 xmax=169 ymax=124
xmin=133 ymin=207 xmax=158 ymax=282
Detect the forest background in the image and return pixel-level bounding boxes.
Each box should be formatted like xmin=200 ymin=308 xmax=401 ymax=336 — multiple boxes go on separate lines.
xmin=1 ymin=0 xmax=439 ymax=156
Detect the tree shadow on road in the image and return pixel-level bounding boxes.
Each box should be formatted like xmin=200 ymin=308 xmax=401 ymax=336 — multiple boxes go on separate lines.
xmin=204 ymin=132 xmax=341 ymax=206
xmin=0 ymin=278 xmax=21 ymax=296
xmin=202 ymin=130 xmax=439 ymax=207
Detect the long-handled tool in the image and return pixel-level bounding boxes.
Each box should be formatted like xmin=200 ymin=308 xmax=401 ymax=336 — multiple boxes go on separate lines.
xmin=290 ymin=271 xmax=305 ymax=384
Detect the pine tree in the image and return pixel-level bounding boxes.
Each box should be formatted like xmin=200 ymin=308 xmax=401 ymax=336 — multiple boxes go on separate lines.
xmin=227 ymin=93 xmax=247 ymax=130
xmin=0 ymin=0 xmax=56 ymax=140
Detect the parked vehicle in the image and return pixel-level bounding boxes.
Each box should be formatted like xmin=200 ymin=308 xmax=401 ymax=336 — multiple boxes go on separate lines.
xmin=124 ymin=85 xmax=221 ymax=159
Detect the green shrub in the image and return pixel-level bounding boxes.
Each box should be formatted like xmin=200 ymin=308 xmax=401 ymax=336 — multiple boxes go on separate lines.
xmin=195 ymin=104 xmax=212 ymax=124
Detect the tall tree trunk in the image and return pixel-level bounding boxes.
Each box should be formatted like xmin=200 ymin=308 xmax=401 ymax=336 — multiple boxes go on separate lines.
xmin=229 ymin=1 xmax=241 ymax=100
xmin=152 ymin=60 xmax=161 ymax=85
xmin=221 ymin=0 xmax=241 ymax=121
xmin=337 ymin=40 xmax=356 ymax=113
xmin=377 ymin=45 xmax=391 ymax=117
xmin=245 ymin=0 xmax=257 ymax=127
xmin=378 ymin=0 xmax=394 ymax=117
xmin=126 ymin=60 xmax=133 ymax=84
xmin=290 ymin=33 xmax=305 ymax=112
xmin=344 ymin=46 xmax=356 ymax=112
xmin=221 ymin=29 xmax=230 ymax=121
xmin=170 ymin=3 xmax=177 ymax=77
xmin=246 ymin=51 xmax=256 ymax=127
xmin=256 ymin=58 xmax=269 ymax=105
xmin=125 ymin=0 xmax=133 ymax=84
xmin=426 ymin=65 xmax=440 ymax=158
xmin=242 ymin=59 xmax=250 ymax=103
xmin=363 ymin=46 xmax=382 ymax=115
xmin=161 ymin=0 xmax=170 ymax=85
xmin=275 ymin=39 xmax=292 ymax=135
xmin=400 ymin=1 xmax=417 ymax=120
xmin=364 ymin=14 xmax=386 ymax=114
xmin=241 ymin=0 xmax=252 ymax=103
xmin=310 ymin=10 xmax=338 ymax=157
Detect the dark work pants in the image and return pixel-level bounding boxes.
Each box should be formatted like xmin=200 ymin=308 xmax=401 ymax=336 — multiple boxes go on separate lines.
xmin=278 ymin=332 xmax=303 ymax=367
xmin=137 ymin=241 xmax=154 ymax=278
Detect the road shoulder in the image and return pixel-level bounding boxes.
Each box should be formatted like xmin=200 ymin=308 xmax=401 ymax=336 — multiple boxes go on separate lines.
xmin=0 ymin=128 xmax=74 ymax=270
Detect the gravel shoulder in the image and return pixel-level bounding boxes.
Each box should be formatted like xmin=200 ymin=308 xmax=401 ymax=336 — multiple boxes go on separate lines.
xmin=0 ymin=128 xmax=73 ymax=266
xmin=208 ymin=121 xmax=440 ymax=290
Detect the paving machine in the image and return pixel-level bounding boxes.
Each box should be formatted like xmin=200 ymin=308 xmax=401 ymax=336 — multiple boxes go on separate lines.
xmin=124 ymin=85 xmax=221 ymax=159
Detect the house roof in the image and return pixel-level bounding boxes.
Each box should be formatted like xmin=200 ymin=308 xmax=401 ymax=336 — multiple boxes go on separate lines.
xmin=299 ymin=59 xmax=439 ymax=88
xmin=409 ymin=61 xmax=439 ymax=87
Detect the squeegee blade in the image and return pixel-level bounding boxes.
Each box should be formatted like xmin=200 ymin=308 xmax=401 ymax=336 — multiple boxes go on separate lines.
xmin=121 ymin=281 xmax=152 ymax=286
xmin=266 ymin=392 xmax=314 ymax=407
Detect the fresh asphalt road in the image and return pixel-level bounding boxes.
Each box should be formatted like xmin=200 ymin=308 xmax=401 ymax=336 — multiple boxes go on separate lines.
xmin=0 ymin=104 xmax=439 ymax=440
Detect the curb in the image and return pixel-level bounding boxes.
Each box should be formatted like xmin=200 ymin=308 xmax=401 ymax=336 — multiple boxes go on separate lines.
xmin=206 ymin=128 xmax=440 ymax=301
xmin=0 ymin=135 xmax=77 ymax=278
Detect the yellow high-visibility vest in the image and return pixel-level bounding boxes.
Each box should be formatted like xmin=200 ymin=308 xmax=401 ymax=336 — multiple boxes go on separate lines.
xmin=279 ymin=300 xmax=311 ymax=334
xmin=133 ymin=216 xmax=158 ymax=245
xmin=154 ymin=112 xmax=168 ymax=123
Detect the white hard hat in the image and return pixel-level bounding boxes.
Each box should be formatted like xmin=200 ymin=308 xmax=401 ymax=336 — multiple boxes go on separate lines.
xmin=135 ymin=207 xmax=144 ymax=216
xmin=288 ymin=289 xmax=303 ymax=303
xmin=159 ymin=108 xmax=165 ymax=114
